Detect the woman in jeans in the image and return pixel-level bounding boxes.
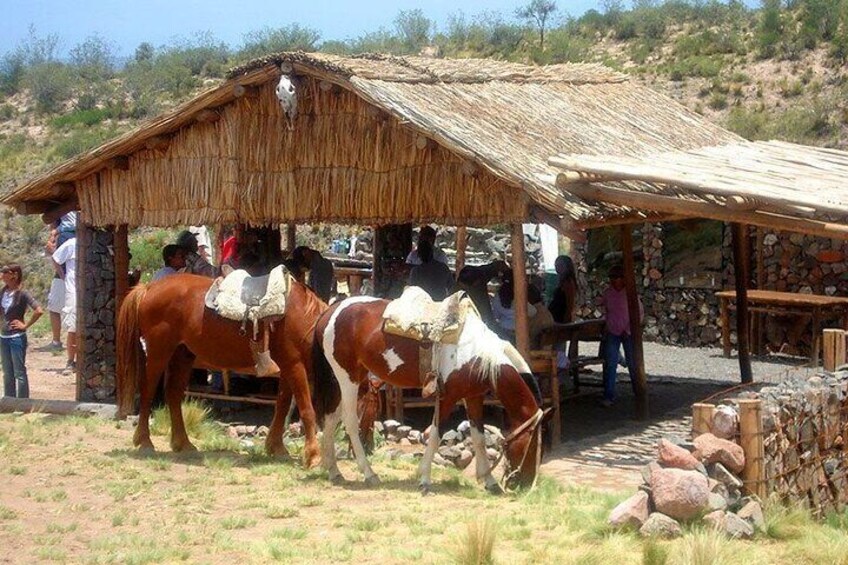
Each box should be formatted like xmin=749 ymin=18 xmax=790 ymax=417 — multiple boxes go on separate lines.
xmin=1 ymin=264 xmax=43 ymax=398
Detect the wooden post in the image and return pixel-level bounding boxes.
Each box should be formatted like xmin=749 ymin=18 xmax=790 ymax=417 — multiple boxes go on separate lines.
xmin=823 ymin=329 xmax=847 ymax=372
xmin=455 ymin=226 xmax=467 ymax=275
xmin=511 ymin=223 xmax=530 ymax=358
xmin=811 ymin=306 xmax=822 ymax=367
xmin=738 ymin=399 xmax=766 ymax=499
xmin=720 ymin=297 xmax=732 ymax=357
xmin=621 ymin=225 xmax=648 ymax=419
xmin=114 ymin=225 xmax=129 ymax=314
xmin=754 ymin=227 xmax=765 ymax=354
xmin=692 ymin=403 xmax=716 ymax=436
xmin=732 ymin=223 xmax=753 ymax=384
xmin=284 ymin=224 xmax=297 ymax=252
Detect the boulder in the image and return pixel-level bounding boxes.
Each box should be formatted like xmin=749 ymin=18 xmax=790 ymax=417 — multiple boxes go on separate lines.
xmin=383 ymin=420 xmax=400 ymax=435
xmin=396 ymin=425 xmax=412 ymax=439
xmin=708 ymin=462 xmax=744 ymax=489
xmin=737 ymin=500 xmax=766 ymax=532
xmin=657 ymin=439 xmax=701 ymax=471
xmin=703 ymin=510 xmax=726 ymax=530
xmin=455 ymin=449 xmax=474 ymax=470
xmin=639 ymin=513 xmax=682 ymax=539
xmin=712 ymin=405 xmax=739 ymax=440
xmin=707 ymin=492 xmax=728 ymax=512
xmin=641 ymin=461 xmax=662 ymax=485
xmin=651 ymin=468 xmax=710 ymax=520
xmin=608 ymin=491 xmax=651 ymax=529
xmin=694 ymin=433 xmax=745 ymax=474
xmin=723 ymin=512 xmax=755 ymax=539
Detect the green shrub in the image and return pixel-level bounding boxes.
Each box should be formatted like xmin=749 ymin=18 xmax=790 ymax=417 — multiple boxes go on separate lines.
xmin=708 ymin=93 xmax=728 ymax=110
xmin=0 ymin=104 xmax=16 ymax=120
xmin=129 ymin=228 xmax=180 ymax=280
xmin=24 ymin=62 xmax=73 ymax=113
xmin=50 ymin=127 xmax=118 ymax=160
xmin=50 ymin=108 xmax=111 ymax=129
xmin=237 ymin=24 xmax=321 ymax=62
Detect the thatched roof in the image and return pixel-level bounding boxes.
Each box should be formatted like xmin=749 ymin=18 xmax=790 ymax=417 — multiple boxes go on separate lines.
xmin=550 ymin=140 xmax=848 ymax=239
xmin=3 ymin=52 xmax=740 ymax=228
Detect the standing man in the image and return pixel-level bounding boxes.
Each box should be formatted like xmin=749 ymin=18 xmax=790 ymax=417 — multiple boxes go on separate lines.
xmin=405 ymin=226 xmax=448 ymax=266
xmin=44 ymin=226 xmax=64 ymax=350
xmin=292 ymin=246 xmax=335 ymax=302
xmin=52 ymin=236 xmax=77 ymax=371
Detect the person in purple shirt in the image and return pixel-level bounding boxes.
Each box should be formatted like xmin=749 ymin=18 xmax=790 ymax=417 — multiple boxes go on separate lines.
xmin=600 ymin=265 xmax=643 ymax=407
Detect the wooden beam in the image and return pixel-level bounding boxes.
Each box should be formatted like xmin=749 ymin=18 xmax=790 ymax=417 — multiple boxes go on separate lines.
xmin=319 ymin=80 xmax=338 ymax=93
xmin=564 ymin=182 xmax=848 ymax=240
xmin=284 ymin=224 xmax=297 ymax=252
xmin=40 ymin=196 xmax=80 ymax=225
xmin=732 ymin=223 xmax=754 ymax=384
xmin=415 ymin=135 xmax=432 ymax=151
xmin=460 ymin=161 xmax=479 ymax=178
xmin=511 ymin=223 xmax=530 ymax=358
xmin=279 ymin=62 xmax=293 ymax=74
xmin=195 ymin=109 xmax=220 ymax=123
xmin=105 ymin=156 xmax=130 ymax=171
xmin=365 ymin=106 xmax=387 ymax=122
xmin=455 ymin=226 xmax=467 ymax=275
xmin=232 ymin=84 xmax=259 ymax=99
xmin=49 ymin=182 xmax=74 ymax=197
xmin=621 ymin=224 xmax=649 ymax=419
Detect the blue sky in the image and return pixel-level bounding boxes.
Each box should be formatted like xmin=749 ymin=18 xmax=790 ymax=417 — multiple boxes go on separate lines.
xmin=1 ymin=0 xmax=607 ymax=57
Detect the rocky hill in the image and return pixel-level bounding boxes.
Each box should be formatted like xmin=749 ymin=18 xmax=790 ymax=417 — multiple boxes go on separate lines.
xmin=1 ymin=1 xmax=846 ymax=299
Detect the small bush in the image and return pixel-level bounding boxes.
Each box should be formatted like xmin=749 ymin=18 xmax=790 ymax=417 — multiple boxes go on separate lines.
xmin=50 ymin=108 xmax=111 ymax=129
xmin=451 ymin=517 xmax=497 ymax=565
xmin=0 ymin=104 xmax=16 ymax=120
xmin=25 ymin=61 xmax=73 ymax=113
xmin=708 ymin=93 xmax=728 ymax=110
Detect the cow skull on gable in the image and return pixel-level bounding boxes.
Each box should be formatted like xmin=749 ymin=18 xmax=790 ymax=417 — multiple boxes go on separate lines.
xmin=276 ymin=73 xmax=297 ymax=128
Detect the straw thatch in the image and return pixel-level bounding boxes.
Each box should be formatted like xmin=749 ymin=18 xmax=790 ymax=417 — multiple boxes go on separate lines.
xmin=550 ymin=140 xmax=848 ymax=238
xmin=3 ymin=52 xmax=740 ymax=228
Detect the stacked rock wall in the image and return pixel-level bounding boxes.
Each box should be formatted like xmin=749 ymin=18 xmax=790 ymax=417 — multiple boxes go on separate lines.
xmin=78 ymin=225 xmax=117 ymax=402
xmin=757 ymin=372 xmax=848 ymax=517
xmin=574 ymin=224 xmax=844 ymax=351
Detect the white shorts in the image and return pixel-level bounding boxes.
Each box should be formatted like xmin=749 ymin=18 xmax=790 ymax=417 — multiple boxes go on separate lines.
xmin=62 ymin=297 xmax=77 ymax=332
xmin=47 ymin=279 xmax=65 ymax=313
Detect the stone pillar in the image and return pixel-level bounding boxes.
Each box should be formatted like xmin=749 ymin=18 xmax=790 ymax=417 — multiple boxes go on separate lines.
xmin=78 ymin=224 xmax=117 ymax=402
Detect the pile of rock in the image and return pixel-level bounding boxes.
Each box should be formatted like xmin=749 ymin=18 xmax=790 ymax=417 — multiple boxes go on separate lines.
xmin=609 ymin=433 xmax=764 ymax=539
xmin=378 ymin=419 xmax=504 ymax=470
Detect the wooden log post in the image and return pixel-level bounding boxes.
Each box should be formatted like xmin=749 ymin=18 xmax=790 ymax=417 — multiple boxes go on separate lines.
xmin=511 ymin=223 xmax=530 ymax=359
xmin=621 ymin=225 xmax=648 ymax=419
xmin=732 ymin=223 xmax=754 ymax=384
xmin=114 ymin=225 xmax=129 ymax=315
xmin=455 ymin=226 xmax=467 ymax=276
xmin=692 ymin=403 xmax=716 ymax=436
xmin=284 ymin=224 xmax=297 ymax=252
xmin=739 ymin=399 xmax=766 ymax=500
xmin=823 ymin=329 xmax=847 ymax=372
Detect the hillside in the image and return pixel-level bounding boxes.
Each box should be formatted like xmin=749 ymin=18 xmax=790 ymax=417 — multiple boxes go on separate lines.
xmin=1 ymin=0 xmax=847 ymax=298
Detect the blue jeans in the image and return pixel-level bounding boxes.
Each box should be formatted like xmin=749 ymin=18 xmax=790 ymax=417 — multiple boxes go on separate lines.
xmin=1 ymin=334 xmax=29 ymax=398
xmin=602 ymin=332 xmax=635 ymax=402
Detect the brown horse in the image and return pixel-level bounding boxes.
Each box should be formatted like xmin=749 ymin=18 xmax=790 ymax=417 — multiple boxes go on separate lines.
xmin=116 ymin=273 xmax=326 ymax=467
xmin=312 ymin=295 xmax=546 ymax=493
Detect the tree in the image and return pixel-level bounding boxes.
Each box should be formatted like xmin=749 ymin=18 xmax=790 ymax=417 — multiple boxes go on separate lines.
xmin=239 ymin=24 xmax=322 ymax=61
xmin=70 ymin=35 xmax=116 ymax=82
xmin=394 ymin=9 xmax=432 ymax=54
xmin=134 ymin=42 xmax=154 ymax=63
xmin=515 ymin=0 xmax=558 ymax=50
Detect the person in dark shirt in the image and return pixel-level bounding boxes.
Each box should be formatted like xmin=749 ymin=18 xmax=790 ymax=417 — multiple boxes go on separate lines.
xmin=292 ymin=246 xmax=335 ymax=302
xmin=548 ymin=255 xmax=578 ymax=324
xmin=176 ymin=230 xmax=218 ymax=278
xmin=0 ymin=264 xmax=43 ymax=398
xmin=409 ymin=240 xmax=454 ymax=301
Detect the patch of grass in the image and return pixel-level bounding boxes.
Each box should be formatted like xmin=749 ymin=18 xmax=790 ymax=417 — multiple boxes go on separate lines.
xmin=353 ymin=516 xmax=382 ymax=532
xmin=270 ymin=526 xmax=307 ymax=540
xmin=9 ymin=465 xmax=26 ymax=475
xmin=675 ymin=528 xmax=731 ymax=564
xmin=150 ymin=399 xmax=233 ymax=449
xmin=642 ymin=538 xmax=669 ymax=564
xmin=451 ymin=516 xmax=497 ymax=565
xmin=0 ymin=505 xmax=18 ymax=520
xmin=49 ymin=107 xmax=111 ymax=129
xmin=220 ymin=515 xmax=256 ymax=530
xmin=265 ymin=506 xmax=299 ymax=519
xmin=297 ymin=495 xmax=322 ymax=508
xmin=35 ymin=546 xmax=66 ymax=562
xmin=45 ymin=522 xmax=78 ymax=534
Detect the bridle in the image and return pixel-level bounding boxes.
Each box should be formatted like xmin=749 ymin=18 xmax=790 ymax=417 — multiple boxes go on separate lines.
xmin=495 ymin=407 xmax=548 ymax=492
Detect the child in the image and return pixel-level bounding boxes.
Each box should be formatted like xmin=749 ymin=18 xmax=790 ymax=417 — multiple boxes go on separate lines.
xmin=151 ymin=244 xmax=186 ymax=281
xmin=600 ymin=265 xmax=642 ymax=407
xmin=1 ymin=264 xmax=44 ymax=398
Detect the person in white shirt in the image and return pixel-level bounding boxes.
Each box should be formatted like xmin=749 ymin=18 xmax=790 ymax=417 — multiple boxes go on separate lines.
xmin=405 ymin=225 xmax=448 ymax=266
xmin=52 ymin=237 xmax=77 ymax=370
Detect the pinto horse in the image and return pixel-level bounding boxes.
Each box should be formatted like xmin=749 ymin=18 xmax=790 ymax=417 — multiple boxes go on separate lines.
xmin=312 ymin=295 xmax=546 ymax=493
xmin=116 ymin=273 xmax=326 ymax=467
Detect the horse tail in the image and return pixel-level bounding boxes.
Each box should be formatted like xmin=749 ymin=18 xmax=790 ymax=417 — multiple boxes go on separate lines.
xmin=311 ymin=311 xmax=340 ymax=428
xmin=116 ymin=284 xmax=148 ymax=419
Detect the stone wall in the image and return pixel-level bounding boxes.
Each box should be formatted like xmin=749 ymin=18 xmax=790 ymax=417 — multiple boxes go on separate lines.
xmin=78 ymin=225 xmax=116 ymax=402
xmin=573 ymin=224 xmax=846 ymax=351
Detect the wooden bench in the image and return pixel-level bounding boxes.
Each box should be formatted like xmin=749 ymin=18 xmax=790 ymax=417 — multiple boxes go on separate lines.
xmin=537 ymin=318 xmax=606 ymax=393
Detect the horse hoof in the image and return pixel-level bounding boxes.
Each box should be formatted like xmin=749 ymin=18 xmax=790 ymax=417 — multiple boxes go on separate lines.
xmin=172 ymin=442 xmax=198 ymax=453
xmin=137 ymin=443 xmax=155 ymax=455
xmin=419 ymin=483 xmax=433 ymax=496
xmin=304 ymin=452 xmax=322 ymax=469
xmin=265 ymin=443 xmax=291 ymax=459
xmin=364 ymin=475 xmax=381 ymax=488
xmin=485 ymin=482 xmax=504 ymax=496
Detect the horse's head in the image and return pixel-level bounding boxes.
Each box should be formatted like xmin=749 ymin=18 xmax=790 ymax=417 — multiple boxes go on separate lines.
xmin=276 ymin=73 xmax=297 ymax=124
xmin=502 ymin=405 xmax=549 ymax=490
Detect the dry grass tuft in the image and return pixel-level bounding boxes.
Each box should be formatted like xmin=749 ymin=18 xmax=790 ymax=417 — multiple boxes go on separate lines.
xmin=452 ymin=516 xmax=498 ymax=565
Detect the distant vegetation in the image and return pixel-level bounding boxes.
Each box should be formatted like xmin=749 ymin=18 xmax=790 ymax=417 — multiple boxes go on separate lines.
xmin=0 ymin=0 xmax=847 ymax=296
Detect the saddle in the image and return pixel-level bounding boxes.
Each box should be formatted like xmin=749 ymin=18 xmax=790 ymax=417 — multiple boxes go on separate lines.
xmin=382 ymin=287 xmax=480 ymax=397
xmin=204 ymin=265 xmax=292 ymax=377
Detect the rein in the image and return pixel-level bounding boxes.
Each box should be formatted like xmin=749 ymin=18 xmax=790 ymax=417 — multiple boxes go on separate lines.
xmin=495 ymin=408 xmax=545 ymax=492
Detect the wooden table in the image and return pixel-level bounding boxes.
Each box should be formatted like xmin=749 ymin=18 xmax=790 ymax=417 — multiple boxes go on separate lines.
xmin=716 ymin=290 xmax=848 ymax=366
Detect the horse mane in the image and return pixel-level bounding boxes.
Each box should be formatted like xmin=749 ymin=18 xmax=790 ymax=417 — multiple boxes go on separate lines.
xmin=454 ymin=313 xmax=519 ymax=391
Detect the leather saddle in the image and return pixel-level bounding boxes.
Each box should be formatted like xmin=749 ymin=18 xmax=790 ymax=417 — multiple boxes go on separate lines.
xmin=382 ymin=287 xmax=480 ymax=397
xmin=204 ymin=265 xmax=292 ymax=377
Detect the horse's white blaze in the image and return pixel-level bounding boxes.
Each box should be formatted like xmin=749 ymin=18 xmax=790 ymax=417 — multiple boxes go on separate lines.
xmin=437 ymin=314 xmax=516 ymax=389
xmin=382 ymin=348 xmax=404 ymax=374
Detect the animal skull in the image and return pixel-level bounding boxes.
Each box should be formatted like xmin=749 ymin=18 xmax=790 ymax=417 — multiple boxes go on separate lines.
xmin=275 ymin=73 xmax=297 ymax=126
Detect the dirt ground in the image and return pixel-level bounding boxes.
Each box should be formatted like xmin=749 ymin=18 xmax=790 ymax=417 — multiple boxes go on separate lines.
xmin=21 ymin=335 xmax=77 ymax=402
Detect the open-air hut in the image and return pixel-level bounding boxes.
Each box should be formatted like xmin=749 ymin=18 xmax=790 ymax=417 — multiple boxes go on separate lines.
xmin=8 ymin=51 xmax=842 ymax=411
